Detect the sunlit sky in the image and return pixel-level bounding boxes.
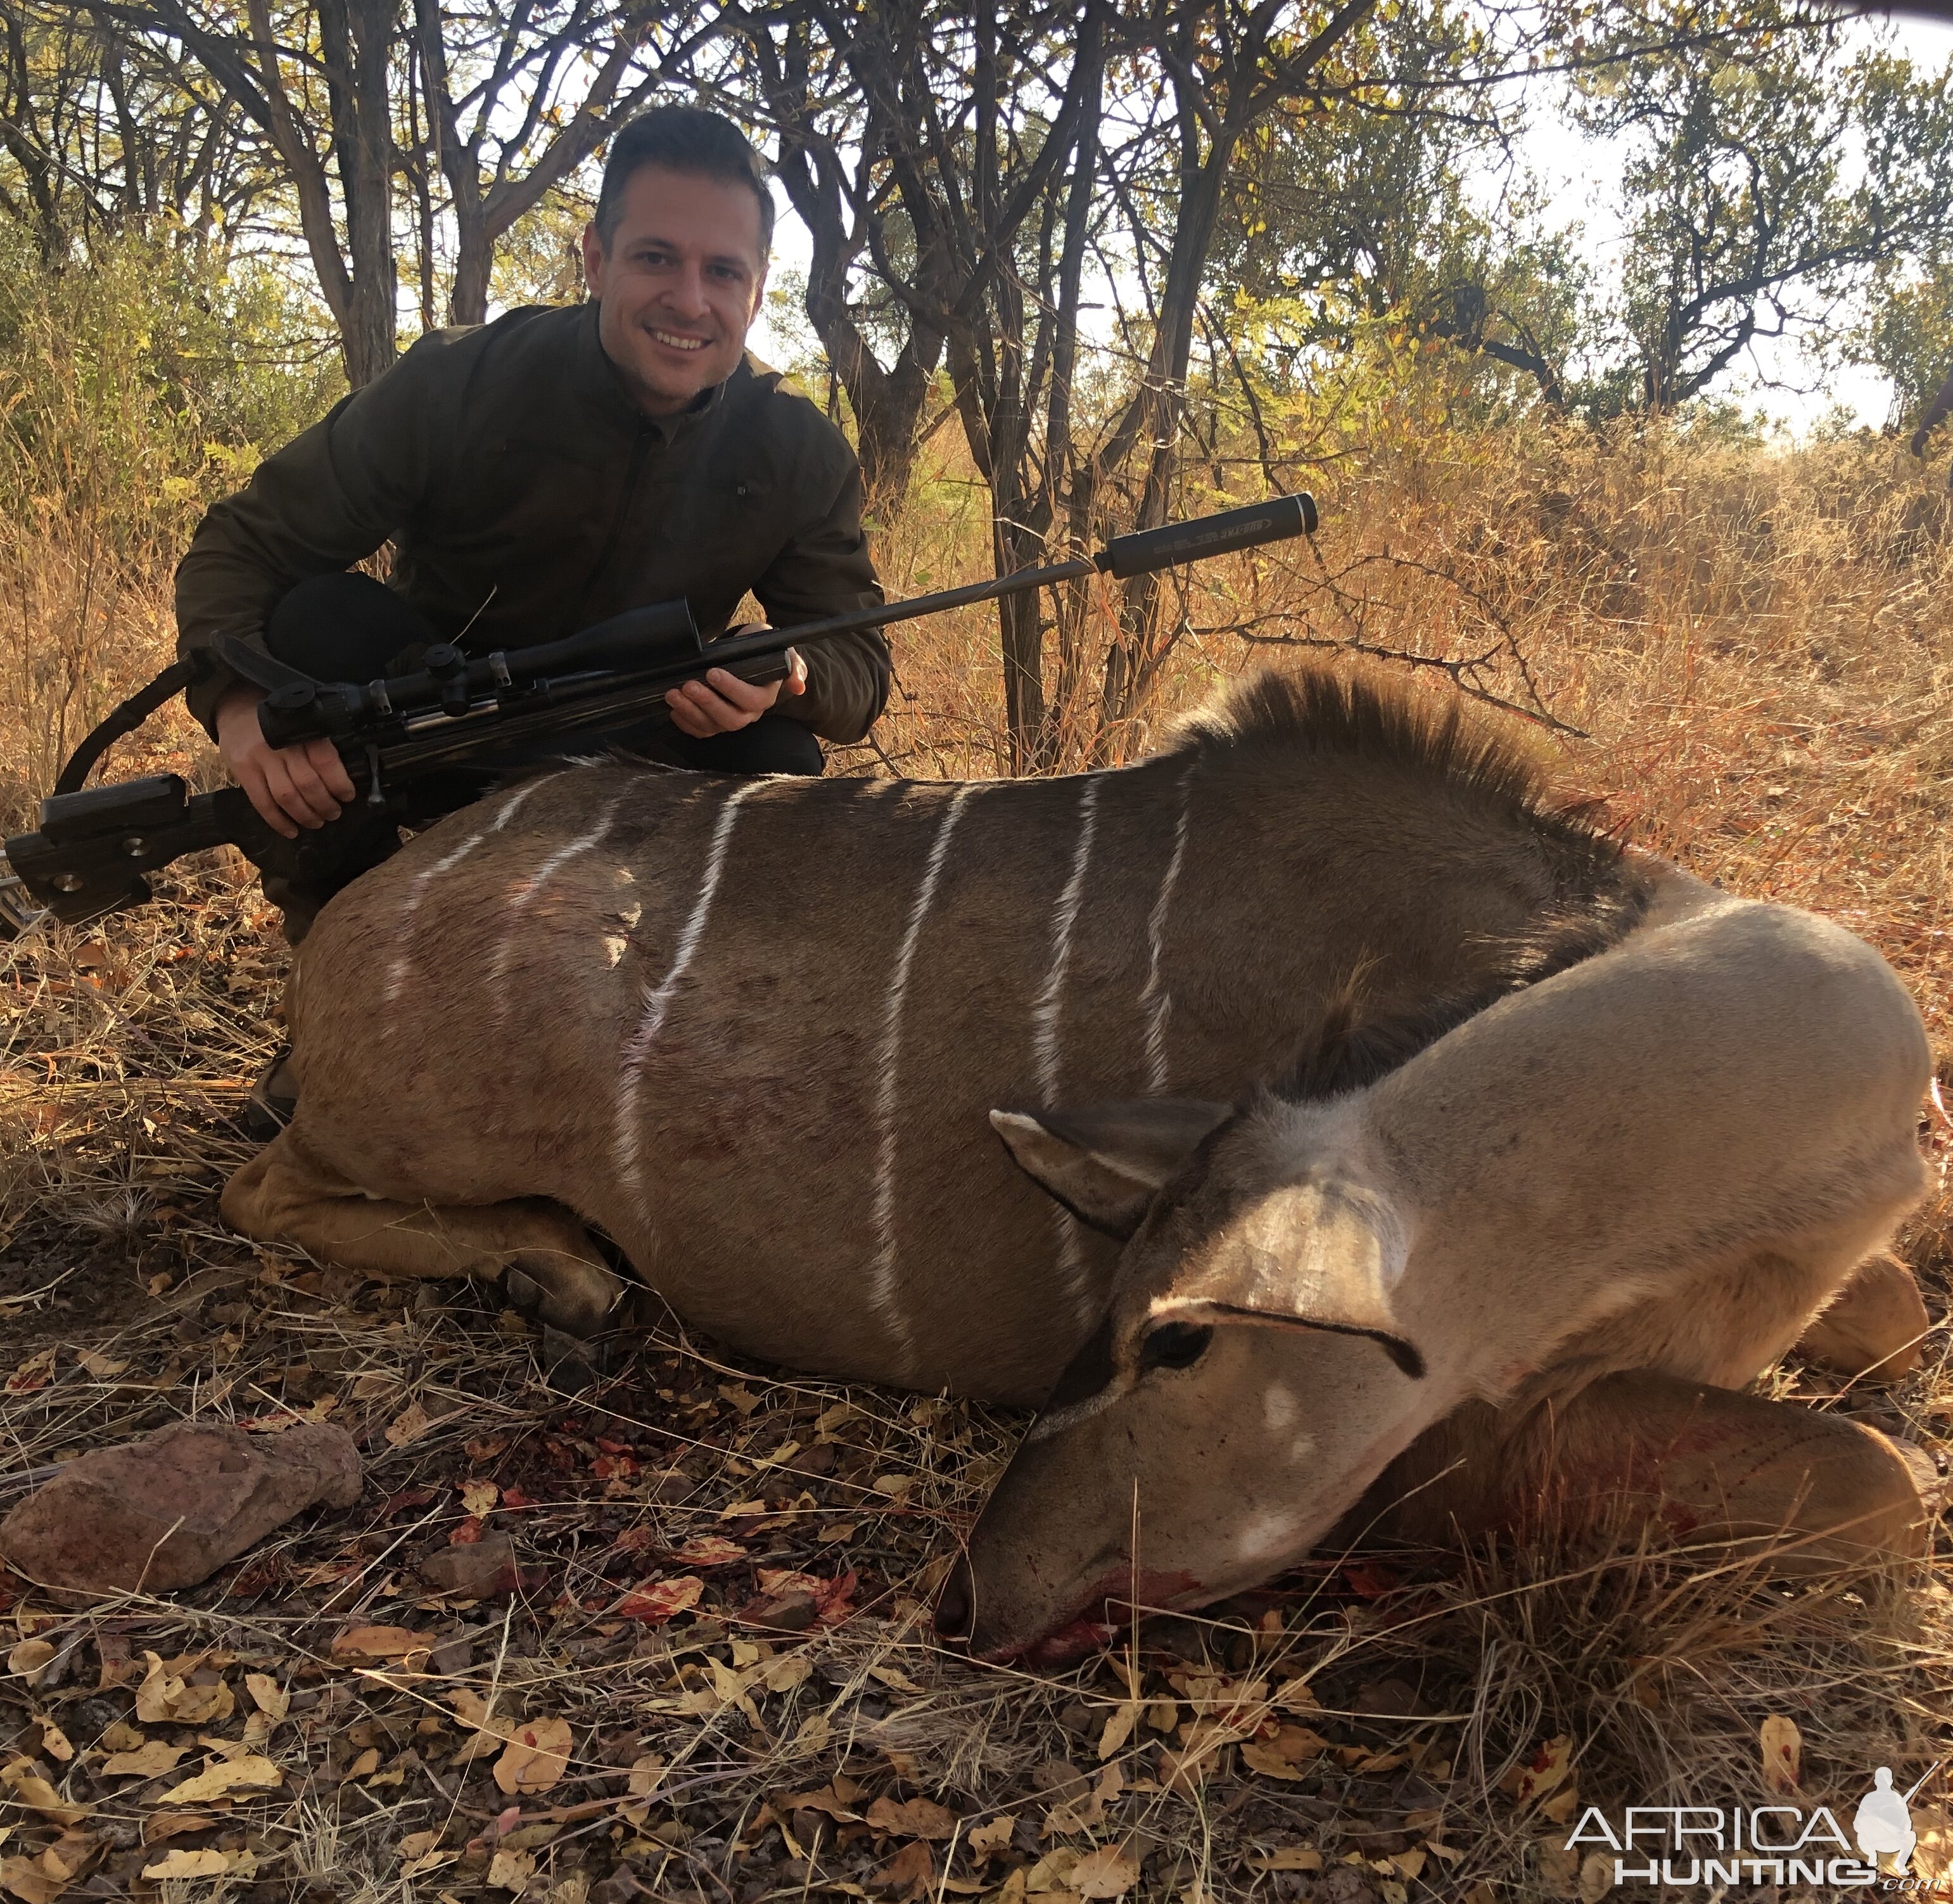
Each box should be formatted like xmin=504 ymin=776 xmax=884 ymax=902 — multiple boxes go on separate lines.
xmin=749 ymin=10 xmax=1953 ymax=437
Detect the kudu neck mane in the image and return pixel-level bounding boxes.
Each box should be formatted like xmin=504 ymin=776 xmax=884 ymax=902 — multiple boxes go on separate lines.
xmin=1159 ymin=667 xmax=1651 ymax=1106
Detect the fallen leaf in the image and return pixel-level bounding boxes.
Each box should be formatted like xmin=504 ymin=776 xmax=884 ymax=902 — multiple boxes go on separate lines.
xmin=153 ymin=1754 xmax=283 ymax=1805
xmin=0 ymin=1764 xmax=87 ymax=1827
xmin=385 ymin=1400 xmax=433 ymax=1447
xmin=5 ymin=1350 xmax=56 ymax=1395
xmin=761 ymin=1652 xmax=813 ymax=1694
xmin=452 ymin=1729 xmax=506 ymax=1767
xmin=141 ymin=1848 xmax=254 ymax=1880
xmin=1759 ymin=1715 xmax=1801 ymax=1795
xmin=867 ymin=1796 xmax=961 ymax=1841
xmin=447 ymin=1687 xmax=504 ymax=1732
xmin=1578 ymin=1850 xmax=1616 ymax=1903
xmin=331 ymin=1625 xmax=427 ymax=1663
xmin=626 ymin=1753 xmax=665 ymax=1799
xmin=398 ymin=1830 xmax=440 ymax=1862
xmin=75 ymin=1349 xmax=128 ymax=1379
xmin=1272 ymin=1677 xmax=1319 ymax=1711
xmin=1240 ymin=1725 xmax=1332 ymax=1780
xmin=967 ymin=1815 xmax=1017 ymax=1860
xmin=1512 ymin=1734 xmax=1574 ymax=1809
xmin=5 ymin=1642 xmax=54 ymax=1680
xmin=868 ymin=1837 xmax=933 ymax=1898
xmin=672 ymin=1536 xmax=746 ymax=1568
xmin=616 ymin=1576 xmax=703 ymax=1623
xmin=1022 ymin=1846 xmax=1079 ymax=1892
xmin=0 ymin=1856 xmax=63 ymax=1904
xmin=1535 ymin=1837 xmax=1579 ymax=1893
xmin=495 ymin=1717 xmax=573 ymax=1796
xmin=1247 ymin=1848 xmax=1323 ymax=1873
xmin=345 ymin=1748 xmax=381 ymax=1779
xmin=461 ymin=1479 xmax=499 ymax=1516
xmin=33 ymin=1722 xmax=70 ymax=1765
xmin=103 ymin=1740 xmax=188 ymax=1777
xmin=868 ymin=1662 xmax=924 ymax=1696
xmin=780 ymin=1781 xmax=862 ymax=1823
xmin=132 ymin=1654 xmax=232 ymax=1726
xmin=488 ymin=1846 xmax=535 ymax=1891
xmin=1096 ymin=1706 xmax=1136 ymax=1761
xmin=1071 ymin=1843 xmax=1141 ymax=1899
xmin=241 ymin=1673 xmax=288 ymax=1723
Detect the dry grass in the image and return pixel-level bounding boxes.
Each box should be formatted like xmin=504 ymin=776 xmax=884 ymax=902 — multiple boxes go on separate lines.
xmin=3 ymin=423 xmax=1953 ymax=1903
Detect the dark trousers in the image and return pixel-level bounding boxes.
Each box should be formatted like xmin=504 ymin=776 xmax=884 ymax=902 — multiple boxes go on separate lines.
xmin=250 ymin=572 xmax=822 ymax=941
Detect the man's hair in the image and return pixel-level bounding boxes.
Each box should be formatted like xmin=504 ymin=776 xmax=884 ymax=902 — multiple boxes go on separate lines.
xmin=593 ymin=107 xmax=775 ymax=258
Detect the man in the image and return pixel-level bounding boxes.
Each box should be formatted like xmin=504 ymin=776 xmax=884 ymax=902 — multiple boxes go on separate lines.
xmin=176 ymin=105 xmax=888 ymax=955
xmin=1911 ymin=362 xmax=1953 ymax=487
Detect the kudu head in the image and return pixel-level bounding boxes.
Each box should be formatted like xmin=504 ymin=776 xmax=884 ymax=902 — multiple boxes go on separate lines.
xmin=937 ymin=1093 xmax=1434 ymax=1663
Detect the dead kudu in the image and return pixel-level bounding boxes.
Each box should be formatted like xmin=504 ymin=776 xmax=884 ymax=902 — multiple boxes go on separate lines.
xmin=225 ymin=668 xmax=1935 ymax=1659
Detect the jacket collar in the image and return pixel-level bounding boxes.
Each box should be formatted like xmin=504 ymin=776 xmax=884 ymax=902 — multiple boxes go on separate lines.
xmin=573 ymin=300 xmax=747 ymax=440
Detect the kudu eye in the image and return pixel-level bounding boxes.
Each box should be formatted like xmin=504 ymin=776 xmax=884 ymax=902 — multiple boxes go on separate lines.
xmin=1139 ymin=1322 xmax=1213 ymax=1372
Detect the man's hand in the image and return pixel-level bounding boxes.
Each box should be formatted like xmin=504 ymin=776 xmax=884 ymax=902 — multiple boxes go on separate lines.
xmin=664 ymin=643 xmax=807 ymax=739
xmin=215 ymin=684 xmax=357 ymax=838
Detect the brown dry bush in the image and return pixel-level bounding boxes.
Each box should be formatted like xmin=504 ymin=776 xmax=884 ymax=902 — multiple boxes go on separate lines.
xmin=3 ymin=417 xmax=1951 ymax=1903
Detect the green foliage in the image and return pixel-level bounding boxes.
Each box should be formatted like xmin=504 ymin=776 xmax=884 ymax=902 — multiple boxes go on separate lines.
xmin=1861 ymin=264 xmax=1953 ymax=428
xmin=0 ymin=226 xmax=343 ymax=549
xmin=1566 ymin=6 xmax=1953 ymax=409
xmin=488 ymin=188 xmax=594 ymax=316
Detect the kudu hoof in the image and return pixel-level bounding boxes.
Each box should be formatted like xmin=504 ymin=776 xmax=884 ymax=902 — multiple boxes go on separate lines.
xmin=502 ymin=1256 xmax=627 ymax=1338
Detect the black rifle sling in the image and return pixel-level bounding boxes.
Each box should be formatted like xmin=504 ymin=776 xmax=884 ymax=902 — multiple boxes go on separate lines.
xmin=53 ymin=657 xmax=203 ymax=797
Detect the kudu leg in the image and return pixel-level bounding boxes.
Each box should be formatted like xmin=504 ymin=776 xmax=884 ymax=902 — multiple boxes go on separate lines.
xmin=222 ymin=1129 xmax=625 ymax=1336
xmin=1345 ymin=1370 xmax=1931 ymax=1572
xmin=1792 ymin=1249 xmax=1931 ymax=1382
xmin=1341 ymin=896 xmax=1935 ymax=1566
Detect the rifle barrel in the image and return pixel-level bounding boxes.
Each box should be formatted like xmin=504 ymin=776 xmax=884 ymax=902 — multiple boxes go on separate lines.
xmin=696 ymin=555 xmax=1101 ymax=674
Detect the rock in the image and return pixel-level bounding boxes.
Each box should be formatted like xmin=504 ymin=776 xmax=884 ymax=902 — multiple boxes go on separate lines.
xmin=739 ymin=1587 xmax=818 ymax=1632
xmin=414 ymin=1533 xmax=518 ymax=1598
xmin=0 ymin=1422 xmax=361 ymax=1597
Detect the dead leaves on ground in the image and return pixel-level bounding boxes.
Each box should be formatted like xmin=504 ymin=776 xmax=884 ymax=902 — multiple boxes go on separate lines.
xmin=495 ymin=1716 xmax=575 ymax=1796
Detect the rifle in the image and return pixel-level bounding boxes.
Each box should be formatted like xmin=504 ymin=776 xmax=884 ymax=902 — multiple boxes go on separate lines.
xmin=0 ymin=492 xmax=1316 ymax=938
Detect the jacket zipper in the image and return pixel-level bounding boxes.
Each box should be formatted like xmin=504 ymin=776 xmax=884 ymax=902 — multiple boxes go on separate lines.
xmin=567 ymin=423 xmax=654 ymax=634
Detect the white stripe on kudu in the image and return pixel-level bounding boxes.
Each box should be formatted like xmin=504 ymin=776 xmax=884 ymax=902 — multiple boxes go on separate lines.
xmin=488 ymin=790 xmax=628 ymax=1000
xmin=384 ymin=772 xmax=561 ymax=1006
xmin=614 ymin=779 xmax=760 ymax=1208
xmin=1033 ymin=778 xmax=1104 ymax=1324
xmin=1140 ymin=760 xmax=1197 ymax=1092
xmin=870 ymin=784 xmax=974 ymax=1369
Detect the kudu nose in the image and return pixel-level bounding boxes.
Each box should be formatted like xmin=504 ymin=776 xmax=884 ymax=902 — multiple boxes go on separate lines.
xmin=934 ymin=1555 xmax=975 ymax=1642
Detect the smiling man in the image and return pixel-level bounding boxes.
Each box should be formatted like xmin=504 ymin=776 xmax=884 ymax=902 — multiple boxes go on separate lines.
xmin=175 ymin=108 xmax=887 ymax=959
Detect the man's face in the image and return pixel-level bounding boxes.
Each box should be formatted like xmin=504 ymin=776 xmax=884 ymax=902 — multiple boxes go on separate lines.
xmin=582 ymin=165 xmax=768 ymax=416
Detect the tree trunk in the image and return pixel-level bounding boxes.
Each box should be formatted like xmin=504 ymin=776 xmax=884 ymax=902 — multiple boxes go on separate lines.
xmin=320 ymin=0 xmax=398 ymax=383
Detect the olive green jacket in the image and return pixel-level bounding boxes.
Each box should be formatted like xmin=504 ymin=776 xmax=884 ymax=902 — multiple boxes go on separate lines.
xmin=174 ymin=303 xmax=889 ymax=743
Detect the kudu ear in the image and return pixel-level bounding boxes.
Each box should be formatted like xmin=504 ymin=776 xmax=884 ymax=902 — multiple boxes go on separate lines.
xmin=1157 ymin=1178 xmax=1426 ymax=1378
xmin=989 ymin=1099 xmax=1232 ymax=1239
